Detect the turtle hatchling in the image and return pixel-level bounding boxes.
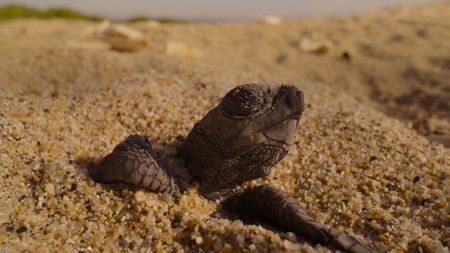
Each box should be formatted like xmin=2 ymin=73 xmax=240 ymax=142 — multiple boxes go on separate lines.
xmin=90 ymin=83 xmax=380 ymax=253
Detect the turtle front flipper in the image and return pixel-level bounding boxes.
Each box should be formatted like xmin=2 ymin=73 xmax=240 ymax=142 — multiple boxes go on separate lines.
xmin=90 ymin=135 xmax=179 ymax=195
xmin=222 ymin=184 xmax=380 ymax=253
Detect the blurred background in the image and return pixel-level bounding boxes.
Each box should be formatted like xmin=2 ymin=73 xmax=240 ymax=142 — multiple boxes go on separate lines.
xmin=0 ymin=0 xmax=441 ymax=21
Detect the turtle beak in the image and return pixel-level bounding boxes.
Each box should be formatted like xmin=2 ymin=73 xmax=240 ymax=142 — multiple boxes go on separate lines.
xmin=285 ymin=88 xmax=304 ymax=119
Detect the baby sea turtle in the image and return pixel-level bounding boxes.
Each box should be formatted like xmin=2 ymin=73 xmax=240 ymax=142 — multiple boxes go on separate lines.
xmin=90 ymin=83 xmax=379 ymax=253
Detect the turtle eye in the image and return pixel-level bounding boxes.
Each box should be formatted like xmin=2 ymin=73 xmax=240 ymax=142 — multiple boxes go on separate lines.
xmin=222 ymin=84 xmax=265 ymax=116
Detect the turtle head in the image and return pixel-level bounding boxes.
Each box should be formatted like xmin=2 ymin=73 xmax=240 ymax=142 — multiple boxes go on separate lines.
xmin=179 ymin=83 xmax=304 ymax=199
xmin=113 ymin=134 xmax=153 ymax=153
xmin=220 ymin=83 xmax=304 ymax=147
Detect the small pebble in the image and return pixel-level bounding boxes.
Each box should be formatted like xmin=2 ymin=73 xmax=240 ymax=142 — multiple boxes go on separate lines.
xmin=16 ymin=226 xmax=27 ymax=234
xmin=45 ymin=183 xmax=55 ymax=196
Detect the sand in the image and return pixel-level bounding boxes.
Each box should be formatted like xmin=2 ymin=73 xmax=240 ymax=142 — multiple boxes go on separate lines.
xmin=0 ymin=2 xmax=449 ymax=253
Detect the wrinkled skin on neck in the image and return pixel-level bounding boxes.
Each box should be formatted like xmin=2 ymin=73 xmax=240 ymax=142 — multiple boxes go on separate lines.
xmin=179 ymin=83 xmax=304 ymax=199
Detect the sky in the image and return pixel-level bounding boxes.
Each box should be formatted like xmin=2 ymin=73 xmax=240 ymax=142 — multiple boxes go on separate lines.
xmin=0 ymin=0 xmax=441 ymax=21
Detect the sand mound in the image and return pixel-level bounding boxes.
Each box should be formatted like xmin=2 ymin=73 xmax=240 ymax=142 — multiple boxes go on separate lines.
xmin=0 ymin=3 xmax=449 ymax=252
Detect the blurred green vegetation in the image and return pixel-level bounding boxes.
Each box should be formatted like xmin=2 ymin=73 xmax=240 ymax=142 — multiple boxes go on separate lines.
xmin=0 ymin=5 xmax=186 ymax=23
xmin=127 ymin=16 xmax=185 ymax=23
xmin=0 ymin=5 xmax=102 ymax=21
